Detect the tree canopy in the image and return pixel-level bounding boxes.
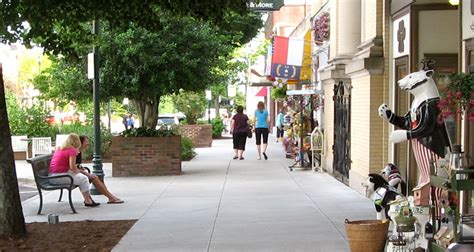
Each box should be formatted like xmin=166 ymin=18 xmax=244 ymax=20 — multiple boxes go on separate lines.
xmin=0 ymin=1 xmax=256 ymax=57
xmin=100 ymin=15 xmax=235 ymax=128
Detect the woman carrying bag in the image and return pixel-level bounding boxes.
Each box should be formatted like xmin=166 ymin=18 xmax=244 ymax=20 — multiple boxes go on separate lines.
xmin=230 ymin=105 xmax=249 ymax=160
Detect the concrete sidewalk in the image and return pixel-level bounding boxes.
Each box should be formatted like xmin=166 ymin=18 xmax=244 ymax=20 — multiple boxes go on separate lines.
xmin=17 ymin=135 xmax=374 ymax=252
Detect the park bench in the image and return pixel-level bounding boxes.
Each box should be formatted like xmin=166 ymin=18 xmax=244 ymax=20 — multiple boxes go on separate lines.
xmin=26 ymin=154 xmax=88 ymax=214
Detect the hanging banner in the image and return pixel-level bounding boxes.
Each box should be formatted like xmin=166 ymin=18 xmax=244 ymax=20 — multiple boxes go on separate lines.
xmin=271 ymin=36 xmax=304 ymax=80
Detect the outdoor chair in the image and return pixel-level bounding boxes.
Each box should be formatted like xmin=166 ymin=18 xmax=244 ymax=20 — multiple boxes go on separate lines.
xmin=32 ymin=137 xmax=52 ymax=158
xmin=11 ymin=135 xmax=28 ymax=152
xmin=310 ymin=127 xmax=324 ymax=172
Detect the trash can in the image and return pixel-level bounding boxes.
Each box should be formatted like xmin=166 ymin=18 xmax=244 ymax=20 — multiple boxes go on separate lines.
xmin=344 ymin=219 xmax=389 ymax=252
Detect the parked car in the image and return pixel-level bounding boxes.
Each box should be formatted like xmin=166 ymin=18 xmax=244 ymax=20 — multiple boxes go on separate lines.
xmin=157 ymin=116 xmax=179 ymax=125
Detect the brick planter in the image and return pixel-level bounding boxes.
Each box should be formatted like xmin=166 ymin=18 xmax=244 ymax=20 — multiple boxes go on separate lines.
xmin=111 ymin=136 xmax=181 ymax=177
xmin=180 ymin=124 xmax=212 ymax=148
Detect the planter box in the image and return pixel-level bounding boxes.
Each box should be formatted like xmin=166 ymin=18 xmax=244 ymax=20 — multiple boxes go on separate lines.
xmin=111 ymin=136 xmax=181 ymax=177
xmin=180 ymin=124 xmax=212 ymax=148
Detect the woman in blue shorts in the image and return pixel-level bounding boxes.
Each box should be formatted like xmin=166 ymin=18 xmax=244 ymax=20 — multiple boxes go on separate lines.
xmin=254 ymin=101 xmax=270 ymax=160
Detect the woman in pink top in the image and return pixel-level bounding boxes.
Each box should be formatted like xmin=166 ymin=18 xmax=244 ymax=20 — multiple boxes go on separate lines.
xmin=49 ymin=133 xmax=99 ymax=207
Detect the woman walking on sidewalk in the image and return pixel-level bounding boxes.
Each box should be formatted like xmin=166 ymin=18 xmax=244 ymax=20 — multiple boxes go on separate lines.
xmin=230 ymin=105 xmax=249 ymax=160
xmin=254 ymin=101 xmax=270 ymax=160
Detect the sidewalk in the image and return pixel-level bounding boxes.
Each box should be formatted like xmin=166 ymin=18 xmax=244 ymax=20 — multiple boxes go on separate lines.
xmin=17 ymin=135 xmax=374 ymax=252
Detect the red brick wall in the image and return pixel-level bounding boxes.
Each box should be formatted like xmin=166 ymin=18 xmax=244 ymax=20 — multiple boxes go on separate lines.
xmin=180 ymin=124 xmax=212 ymax=148
xmin=111 ymin=136 xmax=181 ymax=177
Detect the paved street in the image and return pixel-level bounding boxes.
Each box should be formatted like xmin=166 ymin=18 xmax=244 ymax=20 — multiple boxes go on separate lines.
xmin=16 ymin=135 xmax=374 ymax=251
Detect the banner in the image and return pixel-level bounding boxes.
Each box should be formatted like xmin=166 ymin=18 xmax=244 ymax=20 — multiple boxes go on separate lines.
xmin=271 ymin=36 xmax=304 ymax=80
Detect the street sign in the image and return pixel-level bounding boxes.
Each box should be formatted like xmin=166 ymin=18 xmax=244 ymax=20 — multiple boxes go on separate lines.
xmin=87 ymin=53 xmax=94 ymax=79
xmin=248 ymin=0 xmax=284 ymax=11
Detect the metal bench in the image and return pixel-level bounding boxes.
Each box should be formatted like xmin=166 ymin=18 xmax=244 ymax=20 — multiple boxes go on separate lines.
xmin=26 ymin=154 xmax=87 ymax=214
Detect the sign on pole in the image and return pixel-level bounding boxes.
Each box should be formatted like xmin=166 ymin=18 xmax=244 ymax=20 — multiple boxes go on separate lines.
xmin=87 ymin=53 xmax=94 ymax=79
xmin=227 ymin=86 xmax=236 ymax=97
xmin=248 ymin=0 xmax=284 ymax=11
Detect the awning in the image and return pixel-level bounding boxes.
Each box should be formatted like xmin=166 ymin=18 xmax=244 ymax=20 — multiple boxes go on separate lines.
xmin=255 ymin=87 xmax=268 ymax=97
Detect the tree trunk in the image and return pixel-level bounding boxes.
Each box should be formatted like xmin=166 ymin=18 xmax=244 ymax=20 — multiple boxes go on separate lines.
xmin=0 ymin=64 xmax=27 ymax=238
xmin=132 ymin=96 xmax=160 ymax=129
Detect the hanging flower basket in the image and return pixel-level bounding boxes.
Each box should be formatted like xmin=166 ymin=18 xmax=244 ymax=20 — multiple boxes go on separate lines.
xmin=313 ymin=12 xmax=330 ymax=45
xmin=438 ymin=73 xmax=474 ymax=122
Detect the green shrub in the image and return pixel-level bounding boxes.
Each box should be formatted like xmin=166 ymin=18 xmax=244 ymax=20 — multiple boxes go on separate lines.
xmin=211 ymin=117 xmax=224 ymax=139
xmin=172 ymin=91 xmax=207 ymax=125
xmin=196 ymin=119 xmax=208 ymax=125
xmin=181 ymin=136 xmax=196 ymax=161
xmin=6 ymin=92 xmax=59 ymax=138
xmin=120 ymin=125 xmax=178 ymax=137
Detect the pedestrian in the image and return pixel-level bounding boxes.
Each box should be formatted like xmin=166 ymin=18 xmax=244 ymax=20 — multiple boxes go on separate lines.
xmin=122 ymin=114 xmax=129 ymax=130
xmin=276 ymin=109 xmax=285 ymax=143
xmin=254 ymin=101 xmax=270 ymax=160
xmin=223 ymin=114 xmax=230 ymax=134
xmin=77 ymin=135 xmax=124 ymax=204
xmin=127 ymin=113 xmax=135 ymax=129
xmin=230 ymin=105 xmax=249 ymax=160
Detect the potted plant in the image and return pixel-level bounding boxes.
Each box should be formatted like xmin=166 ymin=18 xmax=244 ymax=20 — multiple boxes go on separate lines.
xmin=438 ymin=73 xmax=474 ymax=146
xmin=438 ymin=73 xmax=474 ymax=122
xmin=111 ymin=126 xmax=182 ymax=177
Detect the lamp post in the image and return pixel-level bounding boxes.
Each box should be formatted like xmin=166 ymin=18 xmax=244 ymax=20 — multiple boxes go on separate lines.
xmin=206 ymin=90 xmax=212 ymax=123
xmin=87 ymin=20 xmax=103 ymax=195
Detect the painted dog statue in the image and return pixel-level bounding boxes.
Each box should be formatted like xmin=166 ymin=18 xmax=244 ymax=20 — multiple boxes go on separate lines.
xmin=378 ymin=68 xmax=451 ymax=218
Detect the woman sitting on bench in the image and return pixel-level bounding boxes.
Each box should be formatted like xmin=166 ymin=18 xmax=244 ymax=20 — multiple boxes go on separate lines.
xmin=49 ymin=133 xmax=122 ymax=207
xmin=77 ymin=135 xmax=123 ymax=204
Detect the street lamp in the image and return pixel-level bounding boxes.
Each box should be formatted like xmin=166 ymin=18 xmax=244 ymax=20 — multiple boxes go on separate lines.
xmin=87 ymin=20 xmax=103 ymax=195
xmin=205 ymin=90 xmax=212 ymax=124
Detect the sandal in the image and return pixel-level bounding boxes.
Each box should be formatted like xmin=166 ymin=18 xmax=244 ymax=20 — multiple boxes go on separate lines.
xmin=107 ymin=199 xmax=124 ymax=204
xmin=84 ymin=201 xmax=100 ymax=207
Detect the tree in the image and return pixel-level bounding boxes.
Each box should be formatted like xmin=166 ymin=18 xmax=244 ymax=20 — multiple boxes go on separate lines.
xmin=0 ymin=0 xmax=257 ymax=238
xmin=33 ymin=56 xmax=91 ymax=107
xmin=0 ymin=64 xmax=26 ymax=238
xmin=100 ymin=17 xmax=233 ymax=128
xmin=172 ymin=91 xmax=207 ymax=125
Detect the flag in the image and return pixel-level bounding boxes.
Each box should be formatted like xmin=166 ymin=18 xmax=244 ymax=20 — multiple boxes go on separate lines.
xmin=271 ymin=36 xmax=304 ymax=80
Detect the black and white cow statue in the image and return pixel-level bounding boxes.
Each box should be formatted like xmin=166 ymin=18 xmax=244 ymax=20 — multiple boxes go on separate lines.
xmin=362 ymin=173 xmax=404 ymax=220
xmin=378 ymin=68 xmax=451 ymax=218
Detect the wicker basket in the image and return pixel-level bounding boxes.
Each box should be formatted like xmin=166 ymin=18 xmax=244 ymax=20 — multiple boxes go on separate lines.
xmin=344 ymin=219 xmax=389 ymax=252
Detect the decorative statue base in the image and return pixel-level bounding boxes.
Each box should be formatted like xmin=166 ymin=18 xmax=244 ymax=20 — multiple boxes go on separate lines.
xmin=387 ymin=196 xmax=430 ymax=251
